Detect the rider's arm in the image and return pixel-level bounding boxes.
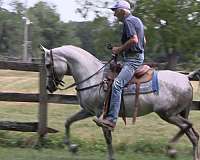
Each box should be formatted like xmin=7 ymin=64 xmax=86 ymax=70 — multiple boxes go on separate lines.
xmin=112 ymin=35 xmax=138 ymax=55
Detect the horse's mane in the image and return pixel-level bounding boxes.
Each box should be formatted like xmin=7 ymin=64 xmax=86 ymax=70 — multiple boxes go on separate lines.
xmin=61 ymin=45 xmax=102 ymax=64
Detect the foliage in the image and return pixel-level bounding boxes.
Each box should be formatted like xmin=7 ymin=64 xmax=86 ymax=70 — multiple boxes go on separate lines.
xmin=0 ymin=0 xmax=199 ymax=69
xmin=28 ymin=2 xmax=81 ymax=58
xmin=75 ymin=0 xmax=112 ymax=18
xmin=0 ymin=8 xmax=24 ymax=57
xmin=74 ymin=17 xmax=121 ymax=59
xmin=76 ymin=0 xmax=200 ymax=69
xmin=0 ymin=1 xmax=81 ymax=59
xmin=135 ymin=0 xmax=200 ymax=68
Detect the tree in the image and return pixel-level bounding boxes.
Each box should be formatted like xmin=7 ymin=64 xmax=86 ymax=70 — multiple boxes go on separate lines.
xmin=134 ymin=0 xmax=200 ymax=69
xmin=75 ymin=0 xmax=112 ymax=19
xmin=27 ymin=1 xmax=81 ymax=58
xmin=0 ymin=8 xmax=24 ymax=57
xmin=9 ymin=0 xmax=25 ymax=15
xmin=76 ymin=0 xmax=200 ymax=69
xmin=89 ymin=17 xmax=121 ymax=59
xmin=0 ymin=1 xmax=82 ymax=59
xmin=73 ymin=17 xmax=121 ymax=60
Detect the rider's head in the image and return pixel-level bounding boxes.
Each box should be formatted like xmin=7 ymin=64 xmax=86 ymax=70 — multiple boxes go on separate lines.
xmin=110 ymin=1 xmax=131 ymax=21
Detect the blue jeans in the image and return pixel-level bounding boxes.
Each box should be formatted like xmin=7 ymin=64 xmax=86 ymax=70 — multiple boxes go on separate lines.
xmin=106 ymin=56 xmax=144 ymax=123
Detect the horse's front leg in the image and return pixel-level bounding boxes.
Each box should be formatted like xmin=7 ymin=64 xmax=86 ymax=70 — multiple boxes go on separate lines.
xmin=64 ymin=109 xmax=93 ymax=153
xmin=102 ymin=128 xmax=115 ymax=160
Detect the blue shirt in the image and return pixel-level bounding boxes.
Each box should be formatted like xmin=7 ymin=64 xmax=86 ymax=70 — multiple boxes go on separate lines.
xmin=121 ymin=14 xmax=145 ymax=57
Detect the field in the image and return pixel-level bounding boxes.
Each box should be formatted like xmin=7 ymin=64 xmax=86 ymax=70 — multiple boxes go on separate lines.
xmin=0 ymin=70 xmax=200 ymax=160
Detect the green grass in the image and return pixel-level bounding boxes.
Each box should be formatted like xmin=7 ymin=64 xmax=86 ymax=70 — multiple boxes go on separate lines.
xmin=0 ymin=146 xmax=193 ymax=160
xmin=0 ymin=70 xmax=200 ymax=160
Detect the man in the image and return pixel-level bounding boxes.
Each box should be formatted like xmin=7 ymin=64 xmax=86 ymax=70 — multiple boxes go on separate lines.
xmin=95 ymin=0 xmax=145 ymax=131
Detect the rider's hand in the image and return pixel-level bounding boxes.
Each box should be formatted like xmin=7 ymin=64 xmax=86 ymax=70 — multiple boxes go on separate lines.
xmin=112 ymin=46 xmax=122 ymax=55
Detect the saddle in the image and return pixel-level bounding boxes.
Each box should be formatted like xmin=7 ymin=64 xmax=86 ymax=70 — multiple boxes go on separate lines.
xmin=128 ymin=65 xmax=153 ymax=84
xmin=126 ymin=65 xmax=153 ymax=123
xmin=102 ymin=63 xmax=154 ymax=124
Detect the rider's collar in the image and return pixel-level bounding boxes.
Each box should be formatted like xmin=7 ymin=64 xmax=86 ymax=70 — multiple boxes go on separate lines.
xmin=123 ymin=13 xmax=131 ymax=22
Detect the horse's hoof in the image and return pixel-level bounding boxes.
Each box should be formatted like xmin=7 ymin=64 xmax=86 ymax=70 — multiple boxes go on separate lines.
xmin=69 ymin=144 xmax=79 ymax=153
xmin=64 ymin=139 xmax=70 ymax=145
xmin=167 ymin=148 xmax=177 ymax=158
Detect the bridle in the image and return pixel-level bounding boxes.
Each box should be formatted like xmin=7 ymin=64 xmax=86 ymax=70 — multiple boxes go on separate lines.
xmin=48 ymin=49 xmax=65 ymax=90
xmin=48 ymin=49 xmax=114 ymax=92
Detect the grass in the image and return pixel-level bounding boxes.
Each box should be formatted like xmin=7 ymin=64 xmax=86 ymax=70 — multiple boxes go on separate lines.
xmin=0 ymin=70 xmax=200 ymax=160
xmin=0 ymin=146 xmax=194 ymax=160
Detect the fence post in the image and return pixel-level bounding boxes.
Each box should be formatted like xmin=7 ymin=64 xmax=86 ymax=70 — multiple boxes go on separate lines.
xmin=38 ymin=53 xmax=48 ymax=140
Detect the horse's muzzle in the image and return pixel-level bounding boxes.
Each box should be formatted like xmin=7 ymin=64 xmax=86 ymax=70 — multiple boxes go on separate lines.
xmin=46 ymin=86 xmax=56 ymax=93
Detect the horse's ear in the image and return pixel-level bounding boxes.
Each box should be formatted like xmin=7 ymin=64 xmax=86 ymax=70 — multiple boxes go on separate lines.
xmin=40 ymin=44 xmax=49 ymax=54
xmin=40 ymin=44 xmax=51 ymax=65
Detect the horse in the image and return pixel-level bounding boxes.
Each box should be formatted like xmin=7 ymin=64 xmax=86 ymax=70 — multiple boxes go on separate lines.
xmin=40 ymin=45 xmax=199 ymax=160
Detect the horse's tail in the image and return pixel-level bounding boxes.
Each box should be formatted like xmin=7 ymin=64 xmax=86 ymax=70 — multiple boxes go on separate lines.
xmin=188 ymin=69 xmax=200 ymax=81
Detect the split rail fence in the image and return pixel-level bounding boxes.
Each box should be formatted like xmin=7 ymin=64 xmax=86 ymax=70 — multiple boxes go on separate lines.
xmin=0 ymin=54 xmax=78 ymax=138
xmin=0 ymin=56 xmax=200 ymax=139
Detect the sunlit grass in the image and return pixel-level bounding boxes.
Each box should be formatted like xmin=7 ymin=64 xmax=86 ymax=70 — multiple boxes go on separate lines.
xmin=191 ymin=81 xmax=200 ymax=100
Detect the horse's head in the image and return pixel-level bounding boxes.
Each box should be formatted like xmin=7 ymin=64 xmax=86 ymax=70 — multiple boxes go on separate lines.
xmin=40 ymin=45 xmax=68 ymax=93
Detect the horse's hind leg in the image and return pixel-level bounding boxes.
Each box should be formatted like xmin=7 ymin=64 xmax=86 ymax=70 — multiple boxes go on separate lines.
xmin=171 ymin=113 xmax=200 ymax=160
xmin=185 ymin=127 xmax=200 ymax=160
xmin=167 ymin=126 xmax=199 ymax=160
xmin=179 ymin=115 xmax=199 ymax=160
xmin=64 ymin=109 xmax=93 ymax=153
xmin=158 ymin=113 xmax=199 ymax=160
xmin=102 ymin=128 xmax=115 ymax=160
xmin=167 ymin=129 xmax=185 ymax=157
xmin=167 ymin=109 xmax=190 ymax=157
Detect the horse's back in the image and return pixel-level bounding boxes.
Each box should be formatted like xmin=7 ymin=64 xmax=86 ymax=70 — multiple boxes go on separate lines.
xmin=158 ymin=70 xmax=191 ymax=90
xmin=122 ymin=70 xmax=192 ymax=117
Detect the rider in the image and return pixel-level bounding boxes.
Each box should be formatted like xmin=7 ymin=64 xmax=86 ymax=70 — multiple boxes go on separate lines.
xmin=95 ymin=0 xmax=145 ymax=130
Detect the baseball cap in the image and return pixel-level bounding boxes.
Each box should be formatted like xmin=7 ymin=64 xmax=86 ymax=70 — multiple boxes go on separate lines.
xmin=110 ymin=0 xmax=131 ymax=11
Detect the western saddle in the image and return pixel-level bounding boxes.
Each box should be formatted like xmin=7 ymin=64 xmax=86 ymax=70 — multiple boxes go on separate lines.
xmin=102 ymin=61 xmax=154 ymax=124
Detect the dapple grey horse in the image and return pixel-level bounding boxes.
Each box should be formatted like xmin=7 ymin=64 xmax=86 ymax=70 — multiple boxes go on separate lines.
xmin=41 ymin=45 xmax=199 ymax=160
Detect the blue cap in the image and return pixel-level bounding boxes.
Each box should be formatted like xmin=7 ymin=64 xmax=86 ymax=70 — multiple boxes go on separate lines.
xmin=110 ymin=0 xmax=131 ymax=11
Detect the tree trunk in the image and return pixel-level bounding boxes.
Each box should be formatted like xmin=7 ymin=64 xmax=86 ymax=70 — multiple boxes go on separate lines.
xmin=166 ymin=48 xmax=178 ymax=70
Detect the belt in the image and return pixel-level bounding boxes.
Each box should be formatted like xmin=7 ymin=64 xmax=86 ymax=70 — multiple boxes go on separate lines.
xmin=123 ymin=52 xmax=140 ymax=59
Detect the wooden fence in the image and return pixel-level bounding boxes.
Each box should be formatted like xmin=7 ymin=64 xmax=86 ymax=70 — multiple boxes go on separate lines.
xmin=0 ymin=54 xmax=78 ymax=139
xmin=0 ymin=56 xmax=200 ymax=139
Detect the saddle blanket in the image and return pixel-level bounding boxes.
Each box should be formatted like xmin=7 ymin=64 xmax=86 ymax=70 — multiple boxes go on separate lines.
xmin=123 ymin=71 xmax=159 ymax=95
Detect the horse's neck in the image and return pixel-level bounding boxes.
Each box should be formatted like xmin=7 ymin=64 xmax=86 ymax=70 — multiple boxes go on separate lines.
xmin=53 ymin=45 xmax=104 ymax=84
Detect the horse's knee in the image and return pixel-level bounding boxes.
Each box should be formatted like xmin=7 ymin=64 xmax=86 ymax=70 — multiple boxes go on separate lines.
xmin=65 ymin=119 xmax=71 ymax=128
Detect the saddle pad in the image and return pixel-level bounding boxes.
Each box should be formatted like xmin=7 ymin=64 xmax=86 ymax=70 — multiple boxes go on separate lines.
xmin=123 ymin=71 xmax=159 ymax=95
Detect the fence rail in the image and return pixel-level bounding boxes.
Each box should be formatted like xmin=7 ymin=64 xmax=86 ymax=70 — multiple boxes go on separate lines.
xmin=0 ymin=59 xmax=200 ymax=141
xmin=0 ymin=60 xmax=40 ymax=72
xmin=0 ymin=92 xmax=78 ymax=104
xmin=0 ymin=60 xmax=71 ymax=74
xmin=0 ymin=57 xmax=75 ymax=140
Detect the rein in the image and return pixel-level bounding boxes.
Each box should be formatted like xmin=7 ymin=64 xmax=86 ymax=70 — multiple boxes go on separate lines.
xmin=49 ymin=50 xmax=65 ymax=88
xmin=49 ymin=49 xmax=114 ymax=92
